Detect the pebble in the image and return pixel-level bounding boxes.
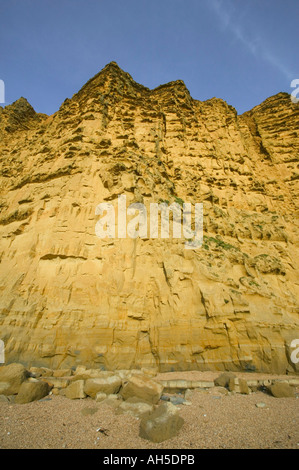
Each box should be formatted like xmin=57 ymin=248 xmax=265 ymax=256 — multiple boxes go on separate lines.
xmin=255 ymin=402 xmax=267 ymax=408
xmin=170 ymin=396 xmax=186 ymax=405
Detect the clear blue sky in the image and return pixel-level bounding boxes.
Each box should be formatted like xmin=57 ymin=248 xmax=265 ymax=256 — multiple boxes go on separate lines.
xmin=0 ymin=0 xmax=298 ymax=115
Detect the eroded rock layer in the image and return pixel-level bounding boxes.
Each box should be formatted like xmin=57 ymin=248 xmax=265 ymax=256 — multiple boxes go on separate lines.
xmin=0 ymin=62 xmax=298 ymax=373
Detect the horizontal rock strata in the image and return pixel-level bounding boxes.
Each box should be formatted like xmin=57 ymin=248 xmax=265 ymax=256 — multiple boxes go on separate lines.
xmin=0 ymin=62 xmax=299 ymax=373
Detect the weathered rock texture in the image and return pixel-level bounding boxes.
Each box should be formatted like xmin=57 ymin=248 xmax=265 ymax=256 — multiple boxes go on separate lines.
xmin=0 ymin=62 xmax=298 ymax=373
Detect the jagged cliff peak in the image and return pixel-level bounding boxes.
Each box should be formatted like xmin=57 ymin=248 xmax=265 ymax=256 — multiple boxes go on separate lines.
xmin=0 ymin=96 xmax=39 ymax=133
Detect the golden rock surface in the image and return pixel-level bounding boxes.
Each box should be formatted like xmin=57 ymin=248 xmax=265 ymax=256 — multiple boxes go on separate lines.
xmin=0 ymin=62 xmax=298 ymax=373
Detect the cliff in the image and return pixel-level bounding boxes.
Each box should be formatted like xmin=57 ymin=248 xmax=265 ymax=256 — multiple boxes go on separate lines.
xmin=0 ymin=62 xmax=298 ymax=373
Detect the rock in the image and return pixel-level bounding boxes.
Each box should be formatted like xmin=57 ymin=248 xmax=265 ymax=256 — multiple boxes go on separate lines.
xmin=141 ymin=368 xmax=158 ymax=377
xmin=184 ymin=389 xmax=193 ymax=400
xmin=117 ymin=396 xmax=154 ymax=418
xmin=101 ymin=394 xmax=121 ymax=409
xmin=95 ymin=392 xmax=107 ymax=402
xmin=169 ymin=396 xmax=186 ymax=405
xmin=255 ymin=402 xmax=267 ymax=408
xmin=214 ymin=372 xmax=236 ymax=388
xmin=29 ymin=367 xmax=53 ymax=377
xmin=81 ymin=407 xmax=98 ymax=416
xmin=228 ymin=377 xmax=237 ymax=392
xmin=159 ymin=379 xmax=213 ymax=393
xmin=139 ymin=402 xmax=184 ymax=443
xmin=84 ymin=376 xmax=122 ymax=398
xmin=53 ymin=369 xmax=73 ymax=378
xmin=239 ymin=378 xmax=250 ymax=394
xmin=41 ymin=377 xmax=70 ymax=389
xmin=65 ymin=380 xmax=86 ymax=399
xmin=73 ymin=369 xmax=115 ymax=381
xmin=15 ymin=381 xmax=51 ymax=404
xmin=269 ymin=382 xmax=295 ymax=398
xmin=120 ymin=374 xmax=163 ymax=404
xmin=0 ymin=363 xmax=29 ymax=395
xmin=0 ymin=394 xmax=10 ymax=402
xmin=160 ymin=394 xmax=171 ymax=402
xmin=213 ymin=386 xmax=229 ymax=395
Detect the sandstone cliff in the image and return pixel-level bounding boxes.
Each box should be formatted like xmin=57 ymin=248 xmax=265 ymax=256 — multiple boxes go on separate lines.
xmin=0 ymin=62 xmax=298 ymax=373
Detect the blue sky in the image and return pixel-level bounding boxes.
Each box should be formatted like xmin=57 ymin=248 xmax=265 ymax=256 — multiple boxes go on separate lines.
xmin=0 ymin=0 xmax=298 ymax=115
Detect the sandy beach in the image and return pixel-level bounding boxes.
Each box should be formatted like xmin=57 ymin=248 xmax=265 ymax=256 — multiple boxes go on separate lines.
xmin=1 ymin=371 xmax=298 ymax=450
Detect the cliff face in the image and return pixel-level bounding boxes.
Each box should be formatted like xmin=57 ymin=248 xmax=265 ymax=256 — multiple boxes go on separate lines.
xmin=0 ymin=62 xmax=298 ymax=373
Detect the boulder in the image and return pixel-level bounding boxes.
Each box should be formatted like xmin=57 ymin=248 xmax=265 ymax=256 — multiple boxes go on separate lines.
xmin=239 ymin=378 xmax=250 ymax=394
xmin=29 ymin=367 xmax=53 ymax=377
xmin=95 ymin=392 xmax=107 ymax=402
xmin=269 ymin=382 xmax=295 ymax=398
xmin=73 ymin=369 xmax=115 ymax=381
xmin=214 ymin=372 xmax=236 ymax=388
xmin=0 ymin=363 xmax=29 ymax=395
xmin=139 ymin=402 xmax=184 ymax=443
xmin=65 ymin=380 xmax=86 ymax=399
xmin=120 ymin=374 xmax=163 ymax=404
xmin=84 ymin=375 xmax=122 ymax=398
xmin=15 ymin=381 xmax=51 ymax=404
xmin=117 ymin=396 xmax=154 ymax=418
xmin=53 ymin=369 xmax=73 ymax=378
xmin=41 ymin=377 xmax=70 ymax=389
xmin=101 ymin=394 xmax=121 ymax=409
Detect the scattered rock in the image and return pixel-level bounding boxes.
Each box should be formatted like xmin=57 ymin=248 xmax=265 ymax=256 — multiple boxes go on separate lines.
xmin=160 ymin=394 xmax=171 ymax=402
xmin=141 ymin=368 xmax=158 ymax=377
xmin=53 ymin=369 xmax=73 ymax=378
xmin=0 ymin=394 xmax=10 ymax=402
xmin=239 ymin=378 xmax=250 ymax=394
xmin=73 ymin=369 xmax=116 ymax=381
xmin=255 ymin=402 xmax=267 ymax=408
xmin=184 ymin=389 xmax=193 ymax=400
xmin=139 ymin=402 xmax=184 ymax=443
xmin=214 ymin=372 xmax=236 ymax=388
xmin=120 ymin=374 xmax=163 ymax=404
xmin=84 ymin=376 xmax=122 ymax=398
xmin=169 ymin=396 xmax=186 ymax=406
xmin=117 ymin=397 xmax=154 ymax=418
xmin=29 ymin=367 xmax=53 ymax=377
xmin=81 ymin=407 xmax=98 ymax=416
xmin=101 ymin=394 xmax=121 ymax=409
xmin=269 ymin=382 xmax=295 ymax=398
xmin=95 ymin=392 xmax=107 ymax=402
xmin=28 ymin=377 xmax=39 ymax=383
xmin=213 ymin=386 xmax=229 ymax=395
xmin=65 ymin=380 xmax=86 ymax=399
xmin=15 ymin=380 xmax=51 ymax=404
xmin=0 ymin=363 xmax=29 ymax=395
xmin=41 ymin=377 xmax=70 ymax=389
xmin=228 ymin=377 xmax=236 ymax=392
